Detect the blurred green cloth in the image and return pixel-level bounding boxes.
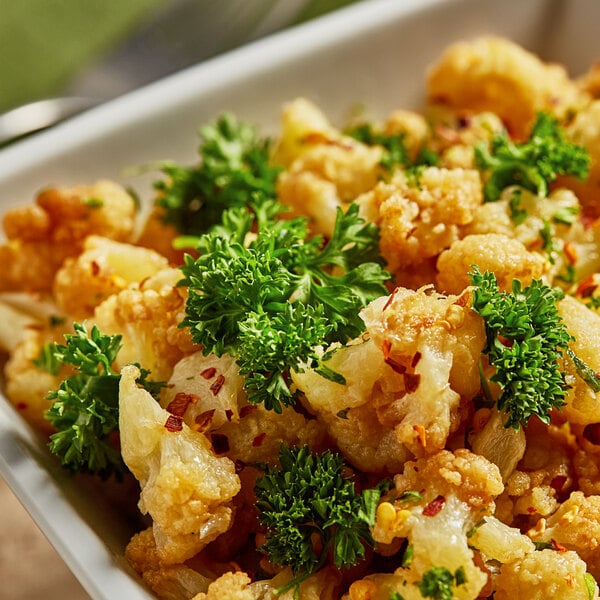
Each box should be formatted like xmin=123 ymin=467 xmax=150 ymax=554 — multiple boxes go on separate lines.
xmin=0 ymin=0 xmax=358 ymax=113
xmin=0 ymin=0 xmax=164 ymax=112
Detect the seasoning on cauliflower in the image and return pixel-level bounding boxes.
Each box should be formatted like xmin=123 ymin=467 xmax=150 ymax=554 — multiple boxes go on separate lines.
xmin=426 ymin=36 xmax=586 ymax=139
xmin=0 ymin=180 xmax=137 ymax=292
xmin=94 ymin=267 xmax=196 ymax=382
xmin=119 ymin=365 xmax=241 ymax=564
xmin=275 ymin=97 xmax=383 ymax=235
xmin=53 ymin=235 xmax=169 ymax=319
xmin=355 ymin=449 xmax=504 ymax=600
xmin=436 ymin=233 xmax=547 ymax=294
xmin=356 ymin=166 xmax=482 ymax=277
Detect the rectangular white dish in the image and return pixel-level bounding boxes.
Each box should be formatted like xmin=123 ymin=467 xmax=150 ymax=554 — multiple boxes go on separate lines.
xmin=1 ymin=0 xmax=600 ymax=598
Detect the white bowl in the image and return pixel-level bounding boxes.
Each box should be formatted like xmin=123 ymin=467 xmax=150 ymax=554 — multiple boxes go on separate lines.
xmin=1 ymin=0 xmax=600 ymax=597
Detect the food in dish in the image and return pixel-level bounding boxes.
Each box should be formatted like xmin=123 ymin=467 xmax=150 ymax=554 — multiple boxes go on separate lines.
xmin=2 ymin=36 xmax=600 ymax=599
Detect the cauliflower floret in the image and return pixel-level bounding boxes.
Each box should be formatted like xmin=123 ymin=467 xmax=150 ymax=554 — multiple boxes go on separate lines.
xmin=193 ymin=567 xmax=340 ymax=600
xmin=4 ymin=321 xmax=72 ymax=432
xmin=119 ymin=365 xmax=241 ymax=564
xmin=538 ymin=491 xmax=600 ymax=579
xmin=0 ymin=180 xmax=136 ymax=292
xmin=125 ymin=528 xmax=211 ymax=600
xmin=460 ymin=187 xmax=600 ymax=287
xmin=275 ymin=98 xmax=383 ymax=235
xmin=162 ymin=351 xmax=246 ymax=431
xmin=561 ymin=100 xmax=600 ymax=218
xmin=436 ymin=233 xmax=546 ymax=294
xmin=558 ymin=295 xmax=600 ymax=425
xmin=94 ymin=267 xmax=196 ymax=382
xmin=53 ymin=235 xmax=169 ymax=319
xmin=136 ymin=205 xmax=187 ymax=265
xmin=493 ymin=548 xmax=597 ymax=600
xmin=357 ymin=167 xmax=482 ymax=275
xmin=426 ymin=36 xmax=586 ymax=139
xmin=216 ymin=402 xmax=327 ymax=467
xmin=363 ymin=449 xmax=503 ymax=600
xmin=361 ymin=287 xmax=485 ymax=456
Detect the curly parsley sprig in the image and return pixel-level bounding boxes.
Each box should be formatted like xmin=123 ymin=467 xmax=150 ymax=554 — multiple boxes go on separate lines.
xmin=35 ymin=322 xmax=162 ymax=478
xmin=180 ymin=200 xmax=390 ymax=412
xmin=154 ymin=113 xmax=282 ymax=235
xmin=469 ymin=268 xmax=572 ymax=428
xmin=254 ymin=445 xmax=382 ymax=591
xmin=474 ymin=111 xmax=590 ymax=203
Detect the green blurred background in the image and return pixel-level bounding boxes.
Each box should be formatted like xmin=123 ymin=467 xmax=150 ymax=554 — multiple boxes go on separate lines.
xmin=0 ymin=0 xmax=359 ymax=114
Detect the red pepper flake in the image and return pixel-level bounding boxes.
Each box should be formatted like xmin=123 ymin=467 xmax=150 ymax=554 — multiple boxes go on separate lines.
xmin=498 ymin=334 xmax=513 ymax=348
xmin=225 ymin=409 xmax=234 ymax=421
xmin=583 ymin=423 xmax=600 ymax=445
xmin=252 ymin=433 xmax=267 ymax=447
xmin=90 ymin=260 xmax=101 ymax=276
xmin=404 ymin=372 xmax=421 ymax=393
xmin=564 ymin=242 xmax=578 ymax=265
xmin=382 ymin=336 xmax=409 ymax=374
xmin=164 ymin=414 xmax=183 ymax=432
xmin=239 ymin=405 xmax=257 ymax=418
xmin=166 ymin=392 xmax=199 ymax=417
xmin=194 ymin=409 xmax=216 ymax=433
xmin=211 ymin=433 xmax=230 ymax=454
xmin=527 ymin=506 xmax=537 ymax=514
xmin=411 ymin=352 xmax=422 ymax=368
xmin=576 ymin=275 xmax=598 ymax=298
xmin=422 ymin=495 xmax=445 ymax=516
xmin=210 ymin=374 xmax=225 ymax=395
xmin=413 ymin=424 xmax=427 ymax=448
xmin=201 ymin=367 xmax=217 ymax=379
xmin=550 ymin=475 xmax=568 ymax=493
xmin=383 ymin=288 xmax=398 ymax=311
xmin=551 ymin=539 xmax=568 ymax=552
xmin=16 ymin=402 xmax=28 ymax=410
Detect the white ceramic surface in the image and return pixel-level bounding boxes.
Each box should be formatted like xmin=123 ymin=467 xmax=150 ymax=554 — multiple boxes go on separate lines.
xmin=1 ymin=0 xmax=600 ymax=598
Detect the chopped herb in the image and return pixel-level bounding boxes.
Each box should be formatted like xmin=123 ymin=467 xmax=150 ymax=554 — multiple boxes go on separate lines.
xmin=417 ymin=566 xmax=467 ymax=600
xmin=255 ymin=445 xmax=381 ymax=589
xmin=36 ymin=322 xmax=162 ymax=478
xmin=180 ymin=200 xmax=390 ymax=412
xmin=154 ymin=114 xmax=281 ymax=235
xmin=474 ymin=111 xmax=590 ymax=202
xmin=469 ymin=268 xmax=572 ymax=428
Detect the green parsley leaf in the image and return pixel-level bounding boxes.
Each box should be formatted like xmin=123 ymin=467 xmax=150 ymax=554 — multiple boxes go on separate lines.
xmin=585 ymin=573 xmax=598 ymax=600
xmin=180 ymin=200 xmax=390 ymax=412
xmin=417 ymin=566 xmax=468 ymax=600
xmin=39 ymin=322 xmax=162 ymax=478
xmin=154 ymin=114 xmax=281 ymax=235
xmin=469 ymin=268 xmax=571 ymax=428
xmin=255 ymin=445 xmax=381 ymax=584
xmin=474 ymin=111 xmax=590 ymax=202
xmin=346 ymin=123 xmax=438 ymax=173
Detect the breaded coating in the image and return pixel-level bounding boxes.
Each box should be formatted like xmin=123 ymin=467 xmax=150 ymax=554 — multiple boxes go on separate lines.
xmin=119 ymin=365 xmax=241 ymax=565
xmin=4 ymin=321 xmax=72 ymax=432
xmin=191 ymin=571 xmax=253 ymax=600
xmin=275 ymin=98 xmax=383 ymax=235
xmin=426 ymin=36 xmax=586 ymax=139
xmin=53 ymin=236 xmax=169 ymax=319
xmin=94 ymin=267 xmax=196 ymax=382
xmin=539 ymin=491 xmax=600 ymax=579
xmin=357 ymin=167 xmax=482 ymax=274
xmin=361 ymin=287 xmax=485 ymax=456
xmin=136 ymin=205 xmax=187 ymax=265
xmin=217 ymin=402 xmax=328 ymax=467
xmin=561 ymin=100 xmax=600 ymax=217
xmin=493 ymin=548 xmax=596 ymax=600
xmin=0 ymin=180 xmax=136 ymax=292
xmin=559 ymin=295 xmax=600 ymax=425
xmin=162 ymin=351 xmax=246 ymax=431
xmin=126 ymin=528 xmax=211 ymax=600
xmin=436 ymin=233 xmax=546 ymax=294
xmin=366 ymin=450 xmax=503 ymax=600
